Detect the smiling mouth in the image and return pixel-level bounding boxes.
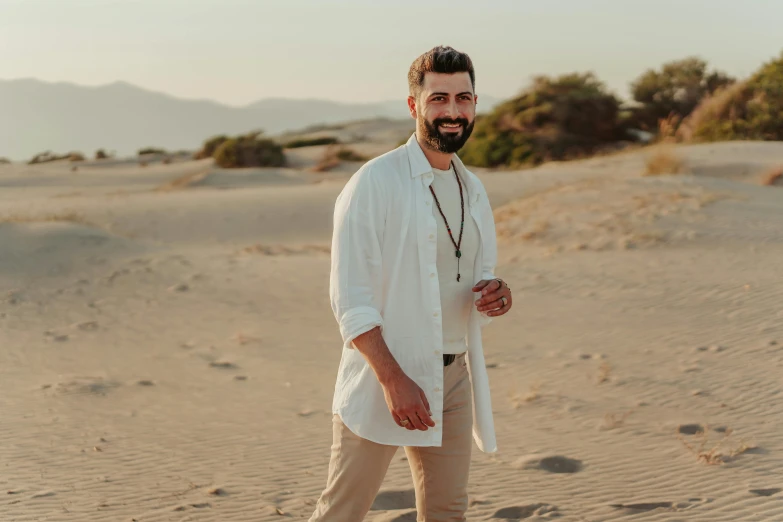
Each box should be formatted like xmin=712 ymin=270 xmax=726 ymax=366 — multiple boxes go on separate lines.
xmin=439 ymin=123 xmax=463 ymax=133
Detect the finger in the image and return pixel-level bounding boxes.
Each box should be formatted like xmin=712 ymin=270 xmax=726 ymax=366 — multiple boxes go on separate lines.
xmin=419 ymin=389 xmax=431 ymax=413
xmin=487 ymin=303 xmax=510 ymax=316
xmin=475 ymin=288 xmax=506 ymax=307
xmin=481 ymin=279 xmax=502 ymax=296
xmin=477 ymin=298 xmax=504 ymax=312
xmin=417 ymin=407 xmax=436 ymax=428
xmin=392 ymin=411 xmax=403 ymax=427
xmin=471 ymin=280 xmax=490 ymax=292
xmin=406 ymin=411 xmax=428 ymax=431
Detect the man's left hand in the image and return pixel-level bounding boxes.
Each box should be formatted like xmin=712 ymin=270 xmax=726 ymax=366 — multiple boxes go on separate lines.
xmin=472 ymin=278 xmax=512 ymax=317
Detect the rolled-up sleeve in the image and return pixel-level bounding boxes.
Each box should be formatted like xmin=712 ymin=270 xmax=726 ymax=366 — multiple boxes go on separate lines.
xmin=329 ymin=166 xmax=386 ymax=349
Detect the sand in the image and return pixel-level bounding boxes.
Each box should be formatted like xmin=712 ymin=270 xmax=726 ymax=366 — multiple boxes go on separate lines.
xmin=1 ymin=138 xmax=782 ymax=521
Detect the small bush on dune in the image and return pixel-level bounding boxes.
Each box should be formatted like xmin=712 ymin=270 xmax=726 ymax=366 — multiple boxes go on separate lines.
xmin=138 ymin=147 xmax=167 ymax=156
xmin=28 ymin=151 xmax=85 ymax=164
xmin=629 ymin=57 xmax=735 ymax=132
xmin=460 ymin=73 xmax=628 ymax=168
xmin=0 ymin=157 xmax=11 ymax=164
xmin=213 ymin=132 xmax=286 ymax=168
xmin=313 ymin=145 xmax=367 ymax=172
xmin=95 ymin=149 xmax=110 ymax=160
xmin=644 ymin=145 xmax=687 ymax=176
xmin=194 ymin=135 xmax=229 ymax=159
xmin=680 ymin=52 xmax=783 ymax=142
xmin=284 ymin=137 xmax=339 ymax=148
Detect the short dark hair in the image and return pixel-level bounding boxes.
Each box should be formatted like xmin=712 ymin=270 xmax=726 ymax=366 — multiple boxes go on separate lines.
xmin=408 ymin=46 xmax=475 ymax=97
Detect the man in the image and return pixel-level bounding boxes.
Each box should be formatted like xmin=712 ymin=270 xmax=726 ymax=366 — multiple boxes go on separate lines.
xmin=310 ymin=46 xmax=513 ymax=522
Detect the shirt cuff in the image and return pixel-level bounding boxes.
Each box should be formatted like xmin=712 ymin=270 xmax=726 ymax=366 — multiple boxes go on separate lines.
xmin=339 ymin=306 xmax=384 ymax=349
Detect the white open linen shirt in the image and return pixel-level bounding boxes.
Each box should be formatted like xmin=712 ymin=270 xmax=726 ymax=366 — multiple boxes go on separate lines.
xmin=329 ymin=133 xmax=498 ymax=453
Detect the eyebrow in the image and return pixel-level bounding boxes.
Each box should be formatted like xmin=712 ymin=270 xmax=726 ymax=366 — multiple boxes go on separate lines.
xmin=429 ymin=91 xmax=474 ymax=98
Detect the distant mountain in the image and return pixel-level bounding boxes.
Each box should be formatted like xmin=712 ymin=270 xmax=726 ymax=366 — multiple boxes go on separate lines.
xmin=0 ymin=79 xmax=501 ymax=160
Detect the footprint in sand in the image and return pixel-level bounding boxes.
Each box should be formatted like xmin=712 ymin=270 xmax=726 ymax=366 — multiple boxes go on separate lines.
xmin=610 ymin=497 xmax=711 ymax=513
xmin=209 ymin=361 xmax=237 ymax=369
xmin=513 ymin=455 xmax=583 ymax=474
xmin=677 ymin=424 xmax=705 ymax=435
xmin=492 ymin=503 xmax=559 ymax=519
xmin=371 ymin=490 xmax=416 ymax=511
xmin=75 ymin=321 xmax=99 ymax=331
xmin=610 ymin=501 xmax=674 ymax=512
xmin=55 ymin=377 xmax=120 ymax=396
xmin=750 ymin=488 xmax=781 ymax=497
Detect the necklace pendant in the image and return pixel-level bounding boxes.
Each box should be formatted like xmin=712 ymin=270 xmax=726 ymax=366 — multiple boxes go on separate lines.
xmin=457 ymin=273 xmax=461 ymax=282
xmin=455 ymin=250 xmax=462 ymax=258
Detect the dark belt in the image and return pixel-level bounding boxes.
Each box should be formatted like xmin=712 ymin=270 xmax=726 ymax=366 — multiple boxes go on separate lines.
xmin=443 ymin=354 xmax=457 ymax=367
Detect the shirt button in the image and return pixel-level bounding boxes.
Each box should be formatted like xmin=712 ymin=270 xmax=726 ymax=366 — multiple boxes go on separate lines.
xmin=434 ymin=350 xmax=441 ymax=355
xmin=426 ymin=201 xmax=431 ymax=206
xmin=434 ymin=387 xmax=441 ymax=392
xmin=429 ymin=234 xmax=435 ymax=240
xmin=433 ymin=312 xmax=439 ymax=317
xmin=430 ymin=273 xmax=435 ymax=278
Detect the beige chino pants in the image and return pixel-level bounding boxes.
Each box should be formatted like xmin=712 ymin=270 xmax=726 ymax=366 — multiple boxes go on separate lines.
xmin=309 ymin=354 xmax=473 ymax=522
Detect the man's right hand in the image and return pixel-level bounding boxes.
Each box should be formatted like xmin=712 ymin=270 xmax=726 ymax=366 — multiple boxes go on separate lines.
xmin=381 ymin=372 xmax=436 ymax=431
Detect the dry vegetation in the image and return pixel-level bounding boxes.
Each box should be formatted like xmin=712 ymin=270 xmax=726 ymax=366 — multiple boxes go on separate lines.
xmin=312 ymin=145 xmax=367 ymax=172
xmin=597 ymin=362 xmax=612 ymax=384
xmin=644 ymin=145 xmax=687 ymax=176
xmin=760 ymin=166 xmax=783 ymax=186
xmin=678 ymin=427 xmax=757 ymax=465
xmin=28 ymin=151 xmax=85 ymax=164
xmin=509 ymin=381 xmax=542 ymax=409
xmin=0 ymin=211 xmax=94 ymax=226
xmin=154 ymin=169 xmax=211 ymax=192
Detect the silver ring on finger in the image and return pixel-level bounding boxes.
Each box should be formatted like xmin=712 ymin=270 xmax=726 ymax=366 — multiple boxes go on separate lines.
xmin=400 ymin=419 xmax=410 ymax=426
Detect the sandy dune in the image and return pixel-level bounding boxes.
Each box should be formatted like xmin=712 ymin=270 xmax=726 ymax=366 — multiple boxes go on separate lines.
xmin=1 ymin=139 xmax=782 ymax=521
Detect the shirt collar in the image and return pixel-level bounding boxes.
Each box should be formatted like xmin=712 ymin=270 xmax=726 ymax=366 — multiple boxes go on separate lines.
xmin=405 ymin=133 xmax=480 ymax=204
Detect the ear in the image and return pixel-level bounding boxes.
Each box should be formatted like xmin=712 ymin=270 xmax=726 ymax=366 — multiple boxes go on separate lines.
xmin=407 ymin=96 xmax=417 ymax=119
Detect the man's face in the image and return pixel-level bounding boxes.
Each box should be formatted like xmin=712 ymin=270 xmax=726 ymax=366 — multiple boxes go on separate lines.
xmin=408 ymin=72 xmax=477 ymax=154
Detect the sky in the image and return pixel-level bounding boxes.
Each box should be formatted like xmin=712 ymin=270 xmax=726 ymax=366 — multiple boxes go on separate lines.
xmin=1 ymin=0 xmax=782 ymax=106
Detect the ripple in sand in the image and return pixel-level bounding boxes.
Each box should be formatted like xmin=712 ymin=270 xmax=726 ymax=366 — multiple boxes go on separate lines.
xmin=492 ymin=503 xmax=559 ymax=519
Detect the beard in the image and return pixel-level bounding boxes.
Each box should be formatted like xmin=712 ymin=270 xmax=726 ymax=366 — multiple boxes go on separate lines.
xmin=419 ymin=117 xmax=475 ymax=154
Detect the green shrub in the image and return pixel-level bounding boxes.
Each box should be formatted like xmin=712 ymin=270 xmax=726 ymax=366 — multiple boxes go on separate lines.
xmin=95 ymin=149 xmax=109 ymax=160
xmin=284 ymin=136 xmax=339 ymax=148
xmin=213 ymin=132 xmax=286 ymax=168
xmin=629 ymin=57 xmax=735 ymax=131
xmin=138 ymin=147 xmax=167 ymax=156
xmin=0 ymin=157 xmax=11 ymax=164
xmin=681 ymin=52 xmax=783 ymax=142
xmin=194 ymin=135 xmax=229 ymax=159
xmin=28 ymin=151 xmax=85 ymax=164
xmin=460 ymin=73 xmax=627 ymax=168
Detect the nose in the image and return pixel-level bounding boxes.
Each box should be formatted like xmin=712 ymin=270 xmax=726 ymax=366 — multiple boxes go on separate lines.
xmin=444 ymin=98 xmax=458 ymax=119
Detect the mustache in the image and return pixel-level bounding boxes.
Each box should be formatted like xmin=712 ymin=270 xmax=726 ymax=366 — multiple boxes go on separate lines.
xmin=432 ymin=117 xmax=470 ymax=128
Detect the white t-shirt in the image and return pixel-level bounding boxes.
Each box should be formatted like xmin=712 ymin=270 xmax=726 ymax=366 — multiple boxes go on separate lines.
xmin=430 ymin=164 xmax=480 ymax=354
